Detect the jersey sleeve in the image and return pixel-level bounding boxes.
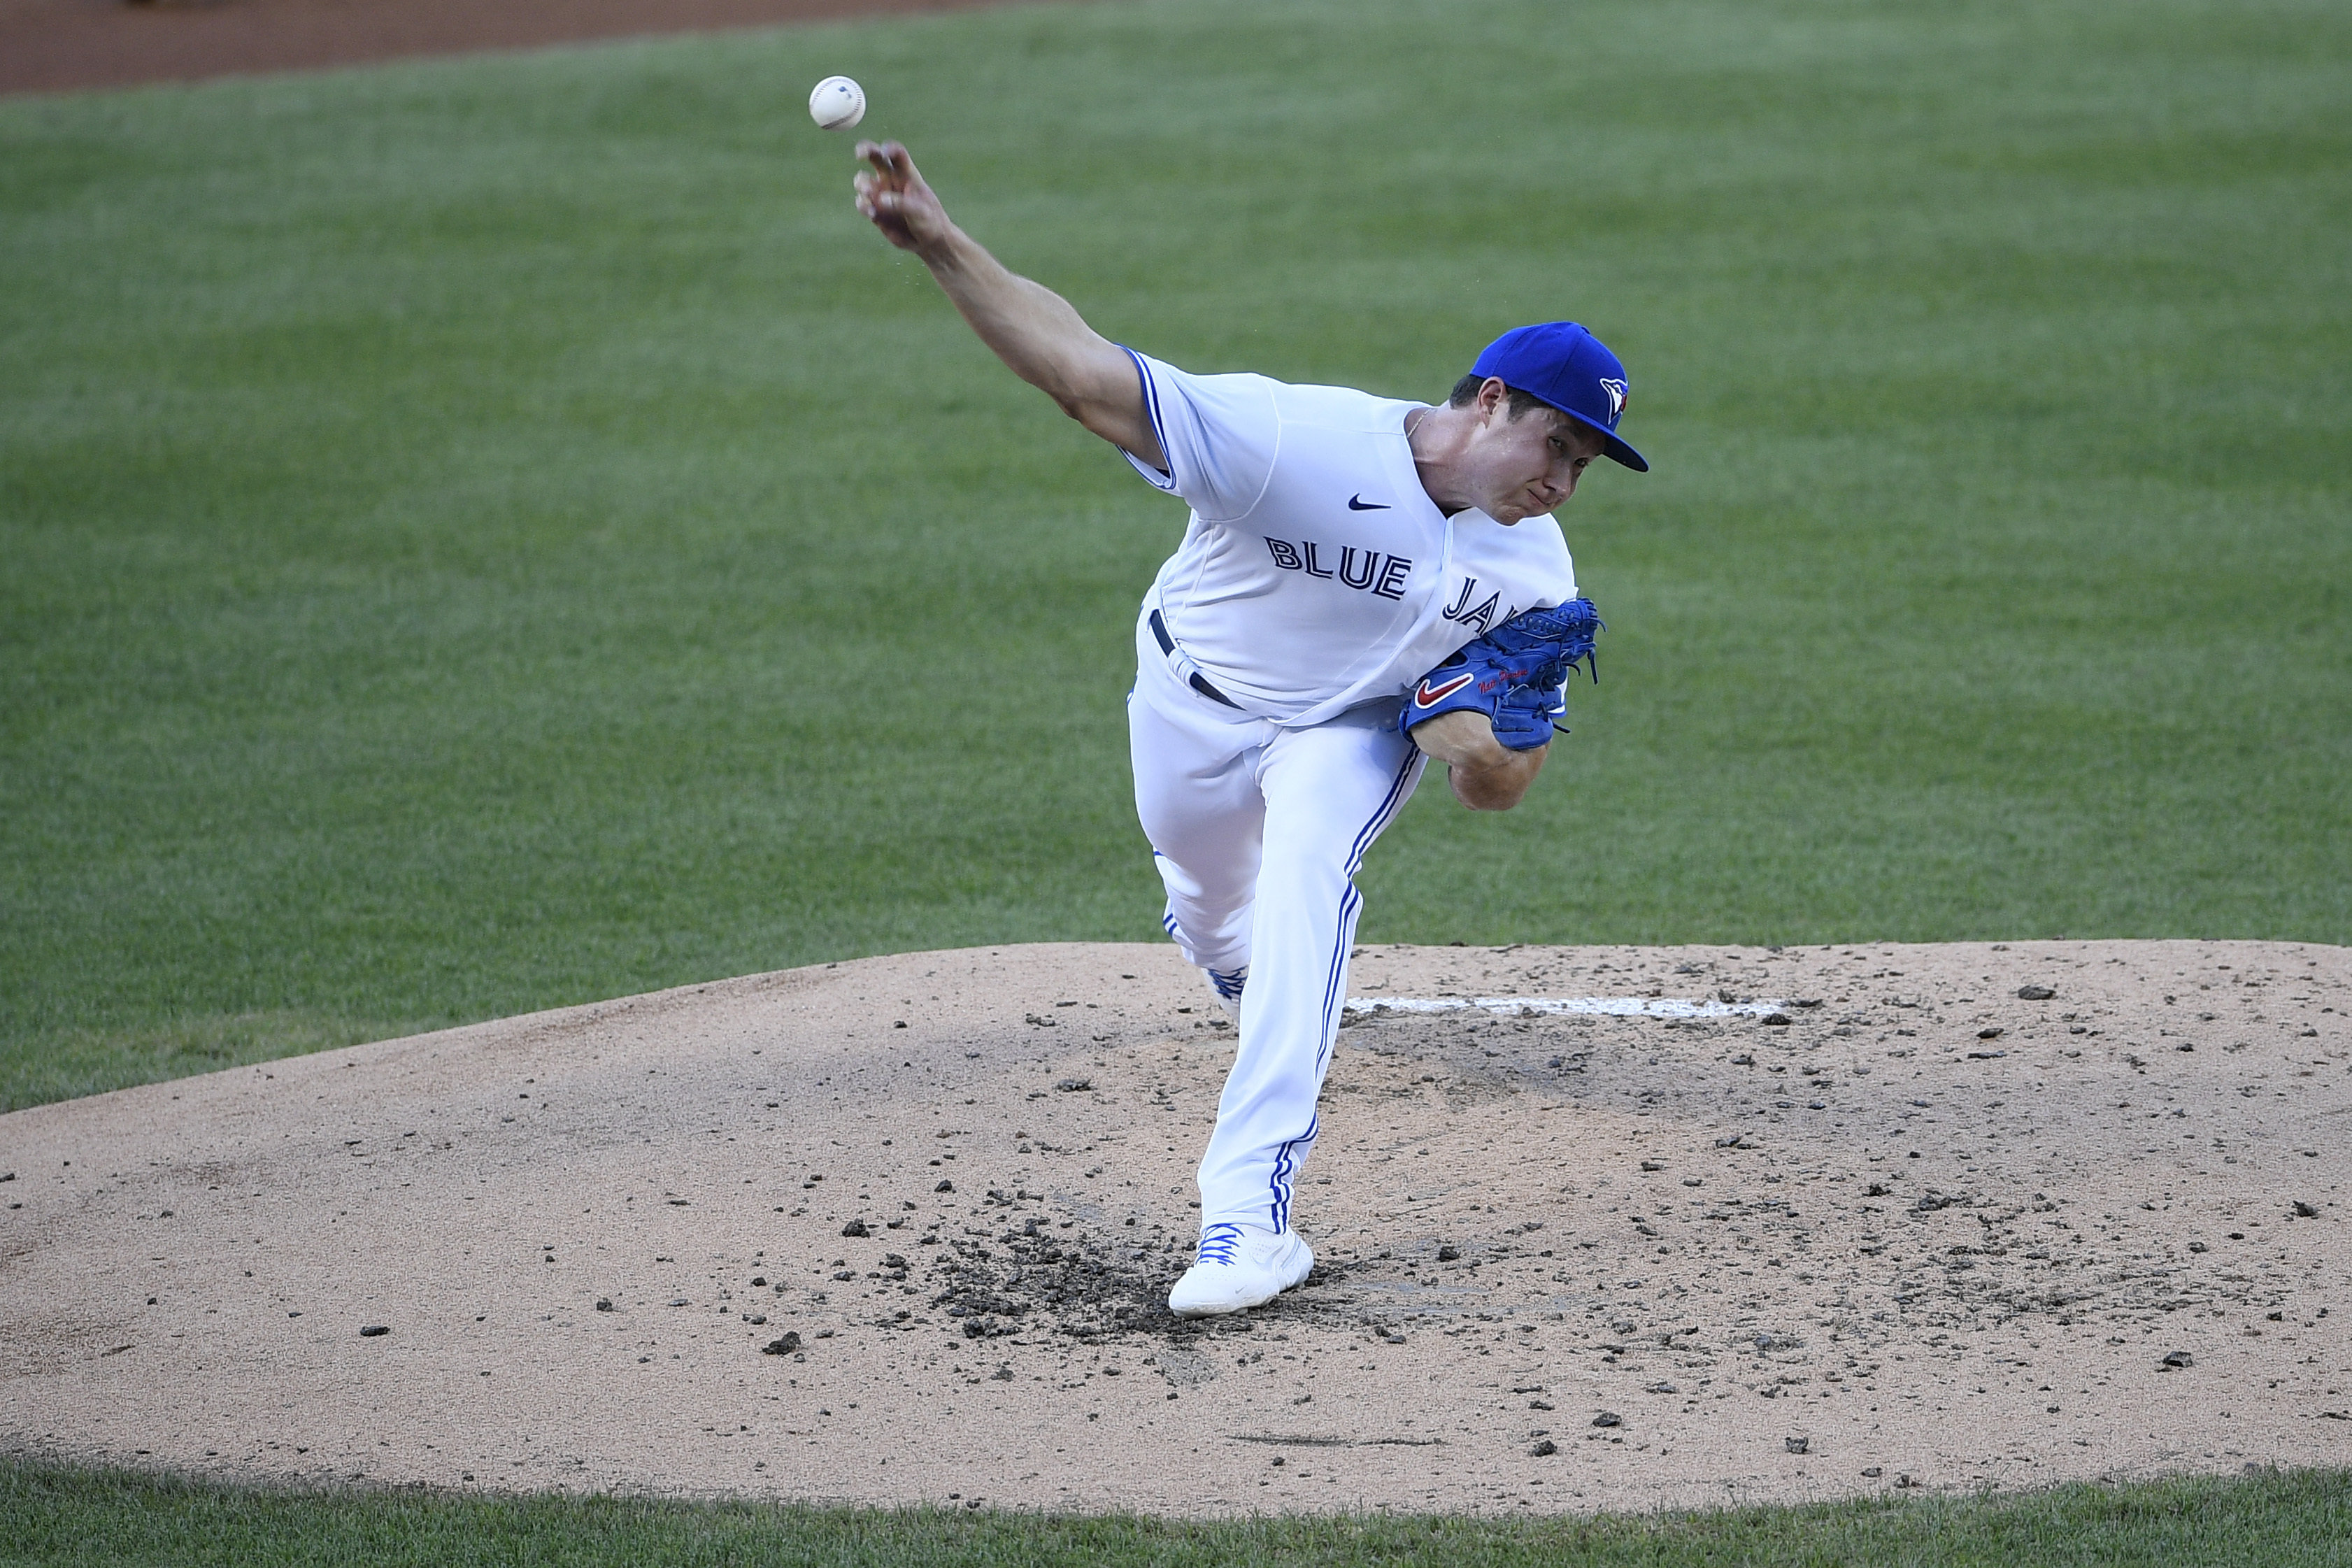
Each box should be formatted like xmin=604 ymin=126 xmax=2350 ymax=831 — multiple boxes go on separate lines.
xmin=1116 ymin=350 xmax=1281 ymax=524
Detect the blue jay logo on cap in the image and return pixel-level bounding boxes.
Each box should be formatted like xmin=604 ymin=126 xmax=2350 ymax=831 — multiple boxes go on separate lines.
xmin=1599 ymin=379 xmax=1627 ymax=424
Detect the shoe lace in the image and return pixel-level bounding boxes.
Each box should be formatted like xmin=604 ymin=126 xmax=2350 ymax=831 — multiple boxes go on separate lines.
xmin=1195 ymin=1223 xmax=1243 ymax=1266
xmin=1207 ymin=966 xmax=1248 ymax=1002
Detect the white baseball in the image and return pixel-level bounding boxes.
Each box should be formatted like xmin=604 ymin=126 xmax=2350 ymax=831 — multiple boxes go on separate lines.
xmin=808 ymin=76 xmax=866 ymax=132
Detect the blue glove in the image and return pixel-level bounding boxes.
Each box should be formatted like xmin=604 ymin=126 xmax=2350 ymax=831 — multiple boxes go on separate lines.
xmin=1399 ymin=599 xmax=1602 ymax=753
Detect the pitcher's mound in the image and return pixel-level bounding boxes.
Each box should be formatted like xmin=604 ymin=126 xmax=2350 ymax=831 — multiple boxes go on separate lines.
xmin=3 ymin=939 xmax=2346 ymax=1515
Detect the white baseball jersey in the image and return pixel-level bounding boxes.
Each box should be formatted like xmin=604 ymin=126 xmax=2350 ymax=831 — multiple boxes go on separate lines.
xmin=1120 ymin=350 xmax=1578 ymax=725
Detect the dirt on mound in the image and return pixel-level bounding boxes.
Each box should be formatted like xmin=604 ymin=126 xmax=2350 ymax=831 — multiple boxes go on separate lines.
xmin=3 ymin=939 xmax=2349 ymax=1516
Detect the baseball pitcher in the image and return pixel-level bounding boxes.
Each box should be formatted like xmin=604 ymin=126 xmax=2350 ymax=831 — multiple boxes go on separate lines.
xmin=852 ymin=141 xmax=1644 ymax=1317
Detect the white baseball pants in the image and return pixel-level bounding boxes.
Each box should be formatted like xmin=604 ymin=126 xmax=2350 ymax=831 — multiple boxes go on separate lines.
xmin=1128 ymin=609 xmax=1428 ymax=1234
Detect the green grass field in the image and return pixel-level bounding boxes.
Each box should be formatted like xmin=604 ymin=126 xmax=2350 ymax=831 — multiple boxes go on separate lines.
xmin=4 ymin=0 xmax=2348 ymax=1111
xmin=8 ymin=1460 xmax=2352 ymax=1567
xmin=2 ymin=1 xmax=2349 ymax=1559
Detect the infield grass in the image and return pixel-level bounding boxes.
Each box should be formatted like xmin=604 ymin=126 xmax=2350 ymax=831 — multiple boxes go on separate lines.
xmin=3 ymin=0 xmax=2347 ymax=1110
xmin=7 ymin=1458 xmax=2352 ymax=1567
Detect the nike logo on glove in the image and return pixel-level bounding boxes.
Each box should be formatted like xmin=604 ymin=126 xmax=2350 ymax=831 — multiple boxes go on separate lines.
xmin=1346 ymin=494 xmax=1390 ymax=511
xmin=1413 ymin=672 xmax=1476 ymax=708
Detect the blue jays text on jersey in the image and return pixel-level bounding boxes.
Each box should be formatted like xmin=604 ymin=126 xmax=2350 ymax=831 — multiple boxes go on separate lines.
xmin=1437 ymin=578 xmax=1518 ymax=636
xmin=1261 ymin=536 xmax=1414 ymax=599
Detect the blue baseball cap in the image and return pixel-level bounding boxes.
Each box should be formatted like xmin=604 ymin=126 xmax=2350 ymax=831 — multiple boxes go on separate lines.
xmin=1470 ymin=322 xmax=1648 ymax=473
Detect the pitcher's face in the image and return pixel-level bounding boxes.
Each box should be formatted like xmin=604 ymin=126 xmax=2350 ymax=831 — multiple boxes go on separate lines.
xmin=1457 ymin=383 xmax=1607 ymax=523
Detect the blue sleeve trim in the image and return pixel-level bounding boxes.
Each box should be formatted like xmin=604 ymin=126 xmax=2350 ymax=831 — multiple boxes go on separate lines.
xmin=1118 ymin=345 xmax=1179 ymax=491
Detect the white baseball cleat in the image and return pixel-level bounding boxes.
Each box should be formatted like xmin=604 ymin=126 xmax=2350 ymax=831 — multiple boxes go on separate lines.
xmin=1202 ymin=963 xmax=1248 ymax=1023
xmin=1167 ymin=1221 xmax=1313 ymax=1318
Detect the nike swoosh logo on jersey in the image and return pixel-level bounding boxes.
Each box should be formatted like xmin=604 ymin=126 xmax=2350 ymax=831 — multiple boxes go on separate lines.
xmin=1346 ymin=494 xmax=1390 ymax=511
xmin=1413 ymin=672 xmax=1476 ymax=708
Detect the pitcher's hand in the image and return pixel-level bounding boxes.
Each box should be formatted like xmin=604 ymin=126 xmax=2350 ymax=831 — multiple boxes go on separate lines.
xmin=853 ymin=141 xmax=953 ymax=255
